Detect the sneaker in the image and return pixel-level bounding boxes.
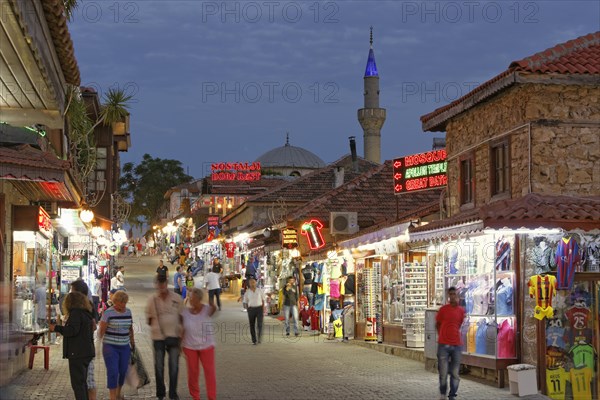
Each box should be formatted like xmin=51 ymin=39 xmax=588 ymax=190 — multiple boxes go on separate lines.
xmin=286 ymin=332 xmax=290 ymax=336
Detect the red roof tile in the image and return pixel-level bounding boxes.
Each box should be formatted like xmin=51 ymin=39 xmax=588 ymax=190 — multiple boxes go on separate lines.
xmin=481 ymin=193 xmax=600 ymax=231
xmin=245 ymin=155 xmax=378 ymax=204
xmin=289 ymin=160 xmax=442 ymax=230
xmin=410 ymin=194 xmax=600 ymax=236
xmin=0 ymin=144 xmax=70 ymax=171
xmin=421 ymin=31 xmax=600 ymax=131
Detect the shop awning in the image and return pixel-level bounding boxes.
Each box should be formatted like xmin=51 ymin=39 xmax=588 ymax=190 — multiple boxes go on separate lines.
xmin=0 ymin=144 xmax=80 ymax=204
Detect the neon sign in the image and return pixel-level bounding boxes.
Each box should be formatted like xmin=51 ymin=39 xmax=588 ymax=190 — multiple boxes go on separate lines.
xmin=211 ymin=161 xmax=261 ymax=181
xmin=301 ymin=219 xmax=325 ymax=250
xmin=38 ymin=207 xmax=52 ymax=238
xmin=393 ymin=149 xmax=448 ymax=194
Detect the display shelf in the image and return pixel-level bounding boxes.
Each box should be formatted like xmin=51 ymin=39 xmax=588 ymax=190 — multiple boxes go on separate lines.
xmin=403 ymin=262 xmax=427 ymax=348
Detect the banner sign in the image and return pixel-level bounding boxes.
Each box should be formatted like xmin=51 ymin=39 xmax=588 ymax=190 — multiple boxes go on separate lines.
xmin=282 ymin=227 xmax=299 ymax=249
xmin=393 ymin=149 xmax=447 ymax=194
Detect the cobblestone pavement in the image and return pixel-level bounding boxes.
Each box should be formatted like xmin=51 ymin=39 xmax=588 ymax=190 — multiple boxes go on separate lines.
xmin=1 ymin=255 xmax=549 ymax=400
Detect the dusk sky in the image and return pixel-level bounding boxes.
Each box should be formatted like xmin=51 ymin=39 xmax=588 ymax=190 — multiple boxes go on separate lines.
xmin=68 ymin=1 xmax=599 ymax=178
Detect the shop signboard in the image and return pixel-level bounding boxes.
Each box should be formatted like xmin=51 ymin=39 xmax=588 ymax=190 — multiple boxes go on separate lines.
xmin=282 ymin=227 xmax=299 ymax=249
xmin=393 ymin=149 xmax=447 ymax=194
xmin=60 ymin=251 xmax=88 ymax=289
xmin=301 ymin=219 xmax=325 ymax=250
xmin=211 ymin=161 xmax=261 ymax=181
xmin=12 ymin=205 xmax=53 ymax=238
xmin=207 ymin=215 xmax=220 ymax=228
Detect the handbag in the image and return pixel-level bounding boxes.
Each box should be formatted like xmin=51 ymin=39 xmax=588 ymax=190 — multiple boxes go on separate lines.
xmin=153 ymin=297 xmax=180 ymax=349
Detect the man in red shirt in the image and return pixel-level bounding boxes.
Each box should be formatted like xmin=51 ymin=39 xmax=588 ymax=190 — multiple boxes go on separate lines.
xmin=436 ymin=287 xmax=466 ymax=400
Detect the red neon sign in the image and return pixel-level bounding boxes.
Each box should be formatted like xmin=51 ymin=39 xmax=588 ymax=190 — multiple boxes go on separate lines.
xmin=393 ymin=149 xmax=448 ymax=194
xmin=211 ymin=161 xmax=261 ymax=181
xmin=301 ymin=219 xmax=325 ymax=250
xmin=38 ymin=207 xmax=52 ymax=238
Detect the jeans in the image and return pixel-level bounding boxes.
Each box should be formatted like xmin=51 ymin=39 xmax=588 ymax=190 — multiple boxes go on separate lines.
xmin=153 ymin=340 xmax=180 ymax=399
xmin=102 ymin=343 xmax=130 ymax=389
xmin=68 ymin=356 xmax=92 ymax=400
xmin=208 ymin=289 xmax=221 ymax=310
xmin=283 ymin=305 xmax=299 ymax=335
xmin=247 ymin=306 xmax=263 ymax=343
xmin=437 ymin=344 xmax=461 ymax=399
xmin=183 ymin=347 xmax=216 ymax=400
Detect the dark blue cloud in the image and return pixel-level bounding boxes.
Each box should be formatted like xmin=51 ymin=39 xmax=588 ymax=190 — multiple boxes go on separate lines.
xmin=68 ymin=1 xmax=599 ymax=177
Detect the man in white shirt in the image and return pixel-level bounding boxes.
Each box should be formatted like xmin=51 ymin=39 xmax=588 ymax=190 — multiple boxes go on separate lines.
xmin=205 ymin=269 xmax=221 ymax=311
xmin=238 ymin=277 xmax=265 ymax=345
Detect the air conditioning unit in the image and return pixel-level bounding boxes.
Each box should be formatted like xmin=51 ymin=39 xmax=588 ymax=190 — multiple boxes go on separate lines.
xmin=330 ymin=212 xmax=358 ymax=235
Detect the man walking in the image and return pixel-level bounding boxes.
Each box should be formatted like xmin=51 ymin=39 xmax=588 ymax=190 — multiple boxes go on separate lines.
xmin=205 ymin=267 xmax=221 ymax=311
xmin=156 ymin=260 xmax=169 ymax=280
xmin=436 ymin=287 xmax=466 ymax=400
xmin=146 ymin=275 xmax=184 ymax=400
xmin=238 ymin=277 xmax=265 ymax=345
xmin=173 ymin=266 xmax=184 ymax=297
xmin=282 ymin=276 xmax=300 ymax=337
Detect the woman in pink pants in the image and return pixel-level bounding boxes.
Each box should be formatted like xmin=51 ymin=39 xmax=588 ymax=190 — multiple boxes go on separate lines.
xmin=181 ymin=288 xmax=217 ymax=400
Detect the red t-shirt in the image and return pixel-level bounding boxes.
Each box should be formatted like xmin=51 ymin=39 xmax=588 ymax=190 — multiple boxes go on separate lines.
xmin=225 ymin=242 xmax=236 ymax=259
xmin=436 ymin=304 xmax=466 ymax=345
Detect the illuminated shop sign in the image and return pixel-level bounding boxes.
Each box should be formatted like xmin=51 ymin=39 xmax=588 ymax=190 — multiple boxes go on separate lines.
xmin=282 ymin=227 xmax=299 ymax=249
xmin=301 ymin=219 xmax=325 ymax=250
xmin=38 ymin=207 xmax=52 ymax=238
xmin=207 ymin=215 xmax=220 ymax=228
xmin=393 ymin=149 xmax=447 ymax=194
xmin=211 ymin=161 xmax=261 ymax=181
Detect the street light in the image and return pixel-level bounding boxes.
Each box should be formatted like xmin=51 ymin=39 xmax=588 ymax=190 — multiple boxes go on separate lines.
xmin=80 ymin=209 xmax=94 ymax=223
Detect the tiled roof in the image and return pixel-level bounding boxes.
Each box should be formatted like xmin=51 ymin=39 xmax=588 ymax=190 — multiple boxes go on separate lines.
xmin=0 ymin=144 xmax=70 ymax=171
xmin=246 ymin=155 xmax=378 ymax=204
xmin=481 ymin=193 xmax=600 ymax=231
xmin=410 ymin=193 xmax=600 ymax=237
xmin=41 ymin=0 xmax=80 ymax=85
xmin=209 ymin=176 xmax=290 ymax=196
xmin=421 ymin=31 xmax=600 ymax=131
xmin=289 ymin=160 xmax=443 ymax=229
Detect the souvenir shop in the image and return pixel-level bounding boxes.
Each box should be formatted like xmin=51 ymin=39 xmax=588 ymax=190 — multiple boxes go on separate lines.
xmin=11 ymin=205 xmax=53 ymax=331
xmin=298 ymin=251 xmax=355 ymax=338
xmin=412 ymin=221 xmax=599 ymax=394
xmin=519 ymin=229 xmax=599 ymax=400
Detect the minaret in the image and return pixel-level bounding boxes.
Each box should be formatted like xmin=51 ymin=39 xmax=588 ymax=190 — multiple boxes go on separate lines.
xmin=358 ymin=27 xmax=386 ymax=164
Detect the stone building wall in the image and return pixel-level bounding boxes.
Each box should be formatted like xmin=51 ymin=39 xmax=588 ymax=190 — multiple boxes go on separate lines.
xmin=444 ymin=82 xmax=600 ymax=216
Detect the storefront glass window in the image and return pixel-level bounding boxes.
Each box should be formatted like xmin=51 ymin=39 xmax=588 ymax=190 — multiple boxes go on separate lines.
xmin=383 ymin=255 xmax=403 ymax=324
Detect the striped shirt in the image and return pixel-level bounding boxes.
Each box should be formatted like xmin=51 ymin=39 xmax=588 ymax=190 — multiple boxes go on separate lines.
xmin=101 ymin=307 xmax=133 ymax=346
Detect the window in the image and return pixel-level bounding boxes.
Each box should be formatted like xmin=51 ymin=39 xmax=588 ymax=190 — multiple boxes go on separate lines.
xmin=491 ymin=142 xmax=510 ymax=196
xmin=460 ymin=157 xmax=474 ymax=206
xmin=88 ymin=148 xmax=107 ymax=192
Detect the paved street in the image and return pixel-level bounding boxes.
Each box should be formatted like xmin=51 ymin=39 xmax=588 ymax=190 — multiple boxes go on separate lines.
xmin=1 ymin=255 xmax=549 ymax=400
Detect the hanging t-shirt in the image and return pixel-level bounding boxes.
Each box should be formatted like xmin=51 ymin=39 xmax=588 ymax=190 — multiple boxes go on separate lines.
xmin=310 ymin=307 xmax=320 ymax=330
xmin=224 ymin=242 xmax=236 ymax=259
xmin=546 ymin=326 xmax=566 ymax=349
xmin=565 ymin=306 xmax=590 ymax=330
xmin=495 ymin=238 xmax=511 ymax=271
xmin=333 ymin=318 xmax=343 ymax=338
xmin=497 ymin=319 xmax=516 ymax=358
xmin=569 ymin=367 xmax=593 ymax=400
xmin=330 ymin=280 xmax=341 ymax=298
xmin=475 ymin=321 xmax=488 ymax=354
xmin=485 ymin=321 xmax=497 ymax=356
xmin=467 ymin=322 xmax=478 ymax=353
xmin=496 ymin=283 xmax=514 ymax=316
xmin=545 ymin=367 xmax=569 ymax=400
xmin=528 ymin=274 xmax=557 ymax=319
xmin=555 ymin=236 xmax=581 ymax=290
xmin=569 ymin=343 xmax=596 ymax=370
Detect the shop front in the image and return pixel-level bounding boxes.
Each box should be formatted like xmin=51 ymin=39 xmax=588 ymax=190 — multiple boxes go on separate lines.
xmin=11 ymin=206 xmax=53 ymax=332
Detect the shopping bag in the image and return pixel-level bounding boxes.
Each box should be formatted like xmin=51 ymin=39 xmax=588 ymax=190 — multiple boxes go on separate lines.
xmin=124 ymin=363 xmax=140 ymax=389
xmin=130 ymin=346 xmax=151 ymax=388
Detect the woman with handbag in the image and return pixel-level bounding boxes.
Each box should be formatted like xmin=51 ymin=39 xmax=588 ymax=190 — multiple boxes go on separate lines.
xmin=98 ymin=290 xmax=135 ymax=400
xmin=49 ymin=291 xmax=95 ymax=400
xmin=145 ymin=275 xmax=184 ymax=400
xmin=182 ymin=288 xmax=217 ymax=400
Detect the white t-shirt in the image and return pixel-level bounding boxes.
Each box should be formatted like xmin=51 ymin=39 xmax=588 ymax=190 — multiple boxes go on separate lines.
xmin=116 ymin=271 xmax=125 ymax=287
xmin=92 ymin=279 xmax=101 ymax=297
xmin=205 ymin=272 xmax=220 ymax=290
xmin=243 ymin=287 xmax=265 ymax=307
xmin=111 ymin=276 xmax=118 ymax=289
xmin=181 ymin=306 xmax=215 ymax=350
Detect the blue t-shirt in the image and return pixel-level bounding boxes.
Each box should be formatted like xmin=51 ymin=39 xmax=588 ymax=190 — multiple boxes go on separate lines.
xmin=173 ymin=272 xmax=182 ymax=289
xmin=496 ymin=284 xmax=513 ymax=316
xmin=475 ymin=321 xmax=488 ymax=354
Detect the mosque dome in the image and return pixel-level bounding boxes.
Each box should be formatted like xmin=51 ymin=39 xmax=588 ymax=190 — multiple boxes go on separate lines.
xmin=255 ymin=137 xmax=325 ymax=170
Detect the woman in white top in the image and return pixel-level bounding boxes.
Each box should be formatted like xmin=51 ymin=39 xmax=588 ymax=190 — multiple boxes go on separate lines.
xmin=181 ymin=288 xmax=217 ymax=400
xmin=205 ymin=269 xmax=221 ymax=311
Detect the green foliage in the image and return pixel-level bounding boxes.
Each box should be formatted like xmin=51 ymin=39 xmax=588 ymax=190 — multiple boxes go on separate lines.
xmin=63 ymin=0 xmax=78 ymax=21
xmin=65 ymin=87 xmax=96 ymax=181
xmin=101 ymin=88 xmax=132 ymax=126
xmin=119 ymin=154 xmax=193 ymax=225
